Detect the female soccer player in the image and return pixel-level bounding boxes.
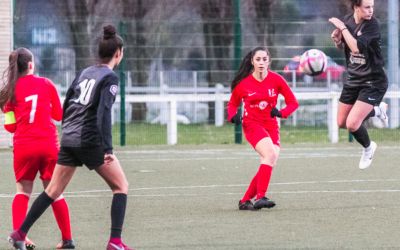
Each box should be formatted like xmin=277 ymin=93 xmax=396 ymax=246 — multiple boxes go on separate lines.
xmin=8 ymin=25 xmax=133 ymax=250
xmin=0 ymin=48 xmax=74 ymax=249
xmin=329 ymin=0 xmax=388 ymax=169
xmin=228 ymin=47 xmax=298 ymax=210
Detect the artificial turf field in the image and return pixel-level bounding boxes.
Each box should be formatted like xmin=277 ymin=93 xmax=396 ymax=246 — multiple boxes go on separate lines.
xmin=1 ymin=142 xmax=400 ymax=249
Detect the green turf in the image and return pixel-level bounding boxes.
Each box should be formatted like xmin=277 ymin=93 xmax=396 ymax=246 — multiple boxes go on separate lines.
xmin=113 ymin=122 xmax=400 ymax=145
xmin=1 ymin=143 xmax=400 ymax=249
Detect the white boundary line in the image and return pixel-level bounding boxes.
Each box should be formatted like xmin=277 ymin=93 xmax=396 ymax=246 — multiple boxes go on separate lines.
xmin=0 ymin=179 xmax=399 ymax=198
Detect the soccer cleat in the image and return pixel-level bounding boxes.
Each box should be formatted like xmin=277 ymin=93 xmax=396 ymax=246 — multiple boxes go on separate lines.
xmin=253 ymin=197 xmax=276 ymax=210
xmin=371 ymin=102 xmax=389 ymax=128
xmin=8 ymin=230 xmax=27 ymax=250
xmin=107 ymin=241 xmax=135 ymax=250
xmin=56 ymin=239 xmax=75 ymax=249
xmin=359 ymin=141 xmax=377 ymax=170
xmin=25 ymin=237 xmax=36 ymax=250
xmin=377 ymin=102 xmax=389 ymax=128
xmin=238 ymin=200 xmax=255 ymax=211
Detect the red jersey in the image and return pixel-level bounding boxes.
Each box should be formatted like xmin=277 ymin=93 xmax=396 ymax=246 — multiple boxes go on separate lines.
xmin=227 ymin=71 xmax=298 ymax=126
xmin=3 ymin=75 xmax=62 ymax=146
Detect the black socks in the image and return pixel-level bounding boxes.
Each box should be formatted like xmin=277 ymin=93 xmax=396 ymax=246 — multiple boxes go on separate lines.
xmin=110 ymin=193 xmax=128 ymax=238
xmin=20 ymin=192 xmax=54 ymax=234
xmin=351 ymin=124 xmax=371 ymax=148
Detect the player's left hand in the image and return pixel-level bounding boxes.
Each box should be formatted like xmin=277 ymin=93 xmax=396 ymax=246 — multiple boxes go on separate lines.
xmin=270 ymin=107 xmax=282 ymax=118
xmin=328 ymin=17 xmax=346 ymax=31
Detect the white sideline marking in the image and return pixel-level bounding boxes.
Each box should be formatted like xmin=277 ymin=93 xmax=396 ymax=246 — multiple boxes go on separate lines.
xmin=0 ymin=179 xmax=399 ymax=198
xmin=6 ymin=189 xmax=400 ymax=198
xmin=121 ymin=153 xmax=360 ymax=162
xmin=114 ymin=145 xmax=400 ymax=155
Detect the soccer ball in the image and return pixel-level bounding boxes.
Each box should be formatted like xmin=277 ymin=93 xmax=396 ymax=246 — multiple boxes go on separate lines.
xmin=299 ymin=49 xmax=328 ymax=76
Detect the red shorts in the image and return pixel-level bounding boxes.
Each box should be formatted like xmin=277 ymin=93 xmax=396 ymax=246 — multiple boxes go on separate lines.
xmin=13 ymin=144 xmax=59 ymax=182
xmin=243 ymin=122 xmax=280 ymax=148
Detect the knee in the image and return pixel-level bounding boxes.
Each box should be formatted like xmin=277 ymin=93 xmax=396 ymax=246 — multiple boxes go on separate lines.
xmin=260 ymin=151 xmax=278 ymax=166
xmin=346 ymin=120 xmax=360 ymax=132
xmin=113 ymin=179 xmax=129 ymax=194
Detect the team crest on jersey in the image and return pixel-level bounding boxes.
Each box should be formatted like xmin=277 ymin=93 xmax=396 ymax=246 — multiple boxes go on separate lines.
xmin=259 ymin=101 xmax=268 ymax=110
xmin=110 ymin=85 xmax=118 ymax=96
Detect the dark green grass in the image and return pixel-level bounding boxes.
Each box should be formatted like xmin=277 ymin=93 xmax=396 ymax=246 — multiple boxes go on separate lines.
xmin=113 ymin=123 xmax=400 ymax=145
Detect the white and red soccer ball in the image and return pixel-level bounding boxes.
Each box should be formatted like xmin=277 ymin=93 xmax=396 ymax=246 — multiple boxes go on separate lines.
xmin=299 ymin=49 xmax=328 ymax=76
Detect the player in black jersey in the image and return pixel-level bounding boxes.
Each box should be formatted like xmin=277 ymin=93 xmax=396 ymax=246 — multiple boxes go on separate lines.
xmin=8 ymin=25 xmax=134 ymax=250
xmin=329 ymin=0 xmax=388 ymax=170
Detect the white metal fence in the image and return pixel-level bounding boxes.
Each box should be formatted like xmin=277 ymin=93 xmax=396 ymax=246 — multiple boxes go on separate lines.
xmin=113 ymin=90 xmax=400 ymax=145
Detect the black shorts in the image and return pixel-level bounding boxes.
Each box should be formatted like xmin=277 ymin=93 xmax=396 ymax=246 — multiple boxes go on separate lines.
xmin=339 ymin=83 xmax=388 ymax=106
xmin=57 ymin=146 xmax=105 ymax=170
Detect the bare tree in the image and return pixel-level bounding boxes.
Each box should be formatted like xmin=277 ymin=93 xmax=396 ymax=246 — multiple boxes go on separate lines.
xmin=120 ymin=0 xmax=152 ymax=121
xmin=53 ymin=1 xmax=92 ymax=70
xmin=199 ymin=0 xmax=234 ymax=83
xmin=253 ymin=0 xmax=275 ymax=47
xmin=197 ymin=0 xmax=234 ymax=123
xmin=53 ymin=0 xmax=123 ymax=71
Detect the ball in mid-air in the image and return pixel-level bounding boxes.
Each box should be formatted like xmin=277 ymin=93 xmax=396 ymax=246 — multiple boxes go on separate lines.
xmin=300 ymin=49 xmax=328 ymax=76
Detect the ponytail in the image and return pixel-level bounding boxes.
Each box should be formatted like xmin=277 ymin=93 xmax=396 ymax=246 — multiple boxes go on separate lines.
xmin=231 ymin=51 xmax=253 ymax=91
xmin=230 ymin=47 xmax=270 ymax=91
xmin=0 ymin=48 xmax=33 ymax=110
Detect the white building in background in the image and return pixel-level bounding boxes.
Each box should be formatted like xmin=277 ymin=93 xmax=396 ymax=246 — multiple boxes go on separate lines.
xmin=0 ymin=0 xmax=13 ymax=148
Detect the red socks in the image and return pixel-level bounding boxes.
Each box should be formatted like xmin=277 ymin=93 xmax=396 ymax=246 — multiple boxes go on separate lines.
xmin=241 ymin=164 xmax=273 ymax=202
xmin=241 ymin=174 xmax=258 ymax=202
xmin=12 ymin=193 xmax=29 ymax=230
xmin=256 ymin=164 xmax=273 ymax=200
xmin=51 ymin=198 xmax=72 ymax=240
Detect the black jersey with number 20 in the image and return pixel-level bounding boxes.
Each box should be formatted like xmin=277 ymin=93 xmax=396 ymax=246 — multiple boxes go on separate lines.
xmin=61 ymin=65 xmax=118 ymax=154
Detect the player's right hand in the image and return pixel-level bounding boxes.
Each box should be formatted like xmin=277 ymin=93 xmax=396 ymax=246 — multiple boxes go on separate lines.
xmin=104 ymin=153 xmax=115 ymax=164
xmin=230 ymin=112 xmax=241 ymax=125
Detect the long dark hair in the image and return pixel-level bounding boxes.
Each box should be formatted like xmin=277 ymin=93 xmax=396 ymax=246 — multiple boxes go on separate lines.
xmin=98 ymin=25 xmax=124 ymax=64
xmin=231 ymin=47 xmax=270 ymax=91
xmin=0 ymin=47 xmax=33 ymax=110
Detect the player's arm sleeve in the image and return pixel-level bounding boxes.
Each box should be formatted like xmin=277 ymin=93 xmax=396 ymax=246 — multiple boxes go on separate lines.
xmin=97 ymin=74 xmax=119 ymax=154
xmin=356 ymin=20 xmax=380 ymax=54
xmin=3 ymin=103 xmax=16 ymax=133
xmin=227 ymin=86 xmax=242 ymax=122
xmin=278 ymin=78 xmax=299 ymax=119
xmin=48 ymin=79 xmax=63 ymax=121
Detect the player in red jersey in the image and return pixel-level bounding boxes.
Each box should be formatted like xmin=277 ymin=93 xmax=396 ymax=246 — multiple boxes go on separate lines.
xmin=0 ymin=48 xmax=74 ymax=249
xmin=227 ymin=47 xmax=299 ymax=210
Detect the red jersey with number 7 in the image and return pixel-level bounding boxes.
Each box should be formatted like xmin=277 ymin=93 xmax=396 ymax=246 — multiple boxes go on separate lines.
xmin=3 ymin=74 xmax=62 ymax=146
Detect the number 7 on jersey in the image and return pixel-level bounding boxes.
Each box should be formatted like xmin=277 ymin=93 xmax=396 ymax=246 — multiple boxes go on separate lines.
xmin=25 ymin=94 xmax=38 ymax=123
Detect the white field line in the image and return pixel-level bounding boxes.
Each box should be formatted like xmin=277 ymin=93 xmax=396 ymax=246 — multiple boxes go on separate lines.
xmin=120 ymin=153 xmax=360 ymax=162
xmin=113 ymin=145 xmax=400 ymax=155
xmin=2 ymin=189 xmax=399 ymax=198
xmin=0 ymin=179 xmax=399 ymax=198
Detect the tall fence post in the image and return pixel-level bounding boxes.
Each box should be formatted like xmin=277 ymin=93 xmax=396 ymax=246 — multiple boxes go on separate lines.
xmin=233 ymin=0 xmax=242 ymax=144
xmin=167 ymin=99 xmax=178 ymax=145
xmin=215 ymin=83 xmax=224 ymax=127
xmin=327 ymin=93 xmax=339 ymax=143
xmin=118 ymin=21 xmax=126 ymax=146
xmin=388 ymin=0 xmax=399 ymax=128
